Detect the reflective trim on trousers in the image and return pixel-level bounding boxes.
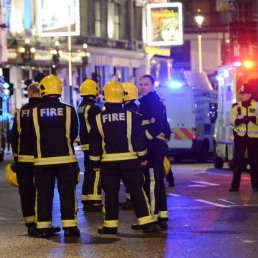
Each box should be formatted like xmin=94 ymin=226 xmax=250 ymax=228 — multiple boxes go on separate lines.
xmin=62 ymin=219 xmax=77 ymax=228
xmin=103 ymin=220 xmax=118 ymax=228
xmin=138 ymin=215 xmax=155 ymax=225
xmin=36 ymin=221 xmax=52 ymax=229
xmin=158 ymin=211 xmax=168 ymax=218
xmin=24 ymin=216 xmax=35 ymax=223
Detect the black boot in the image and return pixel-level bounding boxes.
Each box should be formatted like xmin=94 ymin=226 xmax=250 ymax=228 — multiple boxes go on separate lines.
xmin=64 ymin=227 xmax=81 ymax=236
xmin=32 ymin=226 xmax=61 ymax=238
xmin=27 ymin=223 xmax=37 ymax=236
xmin=98 ymin=226 xmax=117 ymax=235
xmin=142 ymin=223 xmax=160 ymax=233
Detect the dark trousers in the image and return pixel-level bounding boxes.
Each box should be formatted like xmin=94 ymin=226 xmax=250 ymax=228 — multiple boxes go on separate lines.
xmin=82 ymin=151 xmax=101 ymax=203
xmin=34 ymin=163 xmax=79 ymax=229
xmin=231 ymin=134 xmax=258 ymax=189
xmin=143 ymin=140 xmax=168 ymax=221
xmin=101 ymin=159 xmax=152 ymax=227
xmin=16 ymin=162 xmax=36 ymax=226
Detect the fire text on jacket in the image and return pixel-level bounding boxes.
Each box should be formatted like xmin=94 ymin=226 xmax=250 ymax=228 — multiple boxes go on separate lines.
xmin=21 ymin=109 xmax=30 ymax=117
xmin=40 ymin=108 xmax=64 ymax=117
xmin=102 ymin=113 xmax=125 ymax=123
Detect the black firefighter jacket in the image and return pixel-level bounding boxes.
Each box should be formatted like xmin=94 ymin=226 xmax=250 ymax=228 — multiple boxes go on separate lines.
xmin=29 ymin=97 xmax=78 ymax=166
xmin=12 ymin=97 xmax=42 ymax=163
xmin=89 ymin=104 xmax=147 ymax=168
xmin=77 ymin=97 xmax=101 ymax=151
xmin=138 ymin=91 xmax=168 ymax=142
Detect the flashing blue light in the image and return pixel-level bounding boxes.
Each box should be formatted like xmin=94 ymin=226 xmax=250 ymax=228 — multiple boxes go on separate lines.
xmin=168 ymin=81 xmax=184 ymax=89
xmin=3 ymin=82 xmax=9 ymax=89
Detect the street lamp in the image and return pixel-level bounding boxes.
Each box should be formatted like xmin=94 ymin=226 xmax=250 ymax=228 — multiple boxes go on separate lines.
xmin=51 ymin=41 xmax=61 ymax=74
xmin=81 ymin=43 xmax=90 ymax=66
xmin=18 ymin=39 xmax=35 ymax=64
xmin=195 ymin=9 xmax=204 ymax=73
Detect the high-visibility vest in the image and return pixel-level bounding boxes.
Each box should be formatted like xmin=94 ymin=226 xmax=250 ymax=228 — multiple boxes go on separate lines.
xmin=228 ymin=99 xmax=258 ymax=138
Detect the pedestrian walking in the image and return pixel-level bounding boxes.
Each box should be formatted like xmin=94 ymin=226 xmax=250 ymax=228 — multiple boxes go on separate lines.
xmin=228 ymin=83 xmax=258 ymax=192
xmin=30 ymin=75 xmax=80 ymax=237
xmin=77 ymin=79 xmax=102 ymax=212
xmin=89 ymin=80 xmax=158 ymax=234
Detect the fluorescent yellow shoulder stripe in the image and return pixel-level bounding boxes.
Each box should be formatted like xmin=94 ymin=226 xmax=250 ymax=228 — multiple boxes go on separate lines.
xmin=145 ymin=130 xmax=153 ymax=140
xmin=96 ymin=114 xmax=106 ymax=153
xmin=126 ymin=111 xmax=133 ymax=152
xmin=84 ymin=105 xmax=91 ymax=133
xmin=66 ymin=106 xmax=73 ymax=156
xmin=33 ymin=107 xmax=41 ymax=158
xmin=17 ymin=109 xmax=22 ymax=154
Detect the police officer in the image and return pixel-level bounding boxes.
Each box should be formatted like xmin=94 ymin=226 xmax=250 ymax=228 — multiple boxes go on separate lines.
xmin=229 ymin=83 xmax=258 ymax=192
xmin=120 ymin=82 xmax=139 ymax=209
xmin=11 ymin=82 xmax=43 ymax=236
xmin=137 ymin=74 xmax=168 ymax=229
xmin=89 ymin=80 xmax=157 ymax=234
xmin=77 ymin=79 xmax=101 ymax=212
xmin=30 ymin=75 xmax=80 ymax=237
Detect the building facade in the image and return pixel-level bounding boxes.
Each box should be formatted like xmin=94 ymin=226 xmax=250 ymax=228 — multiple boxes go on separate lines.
xmin=2 ymin=0 xmax=258 ymax=110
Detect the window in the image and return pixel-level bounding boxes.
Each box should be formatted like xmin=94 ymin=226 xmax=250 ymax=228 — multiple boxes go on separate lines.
xmin=114 ymin=3 xmax=120 ymax=40
xmin=94 ymin=0 xmax=101 ymax=37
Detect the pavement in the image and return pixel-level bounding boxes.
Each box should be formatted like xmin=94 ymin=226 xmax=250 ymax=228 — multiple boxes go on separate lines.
xmin=1 ymin=150 xmax=258 ymax=258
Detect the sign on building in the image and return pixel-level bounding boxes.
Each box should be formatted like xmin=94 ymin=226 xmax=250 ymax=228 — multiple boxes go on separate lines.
xmin=146 ymin=2 xmax=183 ymax=46
xmin=38 ymin=0 xmax=80 ymax=37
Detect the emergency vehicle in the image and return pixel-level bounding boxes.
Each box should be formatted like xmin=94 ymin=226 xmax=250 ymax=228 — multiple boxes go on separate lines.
xmin=0 ymin=75 xmax=10 ymax=161
xmin=156 ymin=71 xmax=217 ymax=162
xmin=214 ymin=61 xmax=258 ymax=169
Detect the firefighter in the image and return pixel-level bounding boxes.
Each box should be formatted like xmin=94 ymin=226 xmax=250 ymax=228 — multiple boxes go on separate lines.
xmin=11 ymin=82 xmax=46 ymax=236
xmin=30 ymin=75 xmax=80 ymax=237
xmin=136 ymin=74 xmax=168 ymax=230
xmin=228 ymin=83 xmax=258 ymax=192
xmin=89 ymin=80 xmax=158 ymax=234
xmin=77 ymin=79 xmax=102 ymax=212
xmin=120 ymin=82 xmax=139 ymax=209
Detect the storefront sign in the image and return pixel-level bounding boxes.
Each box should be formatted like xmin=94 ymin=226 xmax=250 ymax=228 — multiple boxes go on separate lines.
xmin=146 ymin=2 xmax=183 ymax=46
xmin=145 ymin=46 xmax=170 ymax=56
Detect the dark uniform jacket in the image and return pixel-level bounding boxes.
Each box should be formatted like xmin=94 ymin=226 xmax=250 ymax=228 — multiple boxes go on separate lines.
xmin=89 ymin=104 xmax=147 ymax=168
xmin=124 ymin=100 xmax=139 ymax=113
xmin=138 ymin=91 xmax=168 ymax=142
xmin=12 ymin=97 xmax=42 ymax=162
xmin=30 ymin=97 xmax=78 ymax=166
xmin=77 ymin=97 xmax=101 ymax=151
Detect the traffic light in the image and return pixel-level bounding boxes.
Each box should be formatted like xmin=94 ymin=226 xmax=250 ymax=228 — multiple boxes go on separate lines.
xmin=3 ymin=81 xmax=14 ymax=95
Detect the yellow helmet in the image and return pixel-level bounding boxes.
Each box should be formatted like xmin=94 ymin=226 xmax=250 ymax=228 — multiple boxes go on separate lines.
xmin=80 ymin=79 xmax=99 ymax=96
xmin=5 ymin=163 xmax=18 ymax=187
xmin=163 ymin=156 xmax=171 ymax=177
xmin=103 ymin=81 xmax=124 ymax=103
xmin=122 ymin=82 xmax=138 ymax=101
xmin=39 ymin=74 xmax=62 ymax=97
